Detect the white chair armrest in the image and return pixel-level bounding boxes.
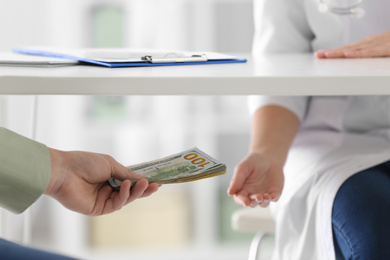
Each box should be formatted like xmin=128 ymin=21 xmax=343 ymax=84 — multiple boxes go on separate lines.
xmin=231 ymin=207 xmax=275 ymax=234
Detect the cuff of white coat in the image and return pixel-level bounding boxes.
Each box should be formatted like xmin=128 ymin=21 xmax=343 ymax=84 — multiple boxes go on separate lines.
xmin=0 ymin=127 xmax=51 ymax=214
xmin=247 ymin=96 xmax=309 ymax=122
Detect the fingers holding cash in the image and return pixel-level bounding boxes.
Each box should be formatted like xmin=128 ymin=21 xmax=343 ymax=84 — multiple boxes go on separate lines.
xmin=44 ymin=147 xmax=224 ymax=216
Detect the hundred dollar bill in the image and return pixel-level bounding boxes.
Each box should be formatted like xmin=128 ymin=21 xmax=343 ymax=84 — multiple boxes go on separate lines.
xmin=108 ymin=147 xmax=226 ymax=189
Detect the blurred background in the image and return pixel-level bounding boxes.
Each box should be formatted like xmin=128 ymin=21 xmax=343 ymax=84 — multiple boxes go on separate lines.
xmin=0 ymin=0 xmax=269 ymax=259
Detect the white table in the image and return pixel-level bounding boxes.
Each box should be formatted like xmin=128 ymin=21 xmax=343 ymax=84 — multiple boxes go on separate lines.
xmin=1 ymin=53 xmax=390 ymax=95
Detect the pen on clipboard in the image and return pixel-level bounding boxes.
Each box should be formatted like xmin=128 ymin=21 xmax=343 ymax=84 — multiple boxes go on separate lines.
xmin=141 ymin=53 xmax=207 ymax=63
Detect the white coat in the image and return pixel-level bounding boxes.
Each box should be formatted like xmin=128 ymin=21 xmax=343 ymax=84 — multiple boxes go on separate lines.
xmin=249 ymin=0 xmax=390 ymax=259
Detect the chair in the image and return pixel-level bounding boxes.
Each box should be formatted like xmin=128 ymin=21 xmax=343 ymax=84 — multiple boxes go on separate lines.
xmin=231 ymin=207 xmax=275 ymax=260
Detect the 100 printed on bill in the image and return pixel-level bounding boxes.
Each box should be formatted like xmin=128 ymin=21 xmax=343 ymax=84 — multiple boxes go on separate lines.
xmin=108 ymin=147 xmax=226 ymax=189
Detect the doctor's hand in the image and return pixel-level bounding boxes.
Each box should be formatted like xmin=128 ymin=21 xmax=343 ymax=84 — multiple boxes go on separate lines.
xmin=227 ymin=152 xmax=284 ymax=208
xmin=44 ymin=148 xmax=160 ymax=216
xmin=316 ymin=31 xmax=390 ymax=59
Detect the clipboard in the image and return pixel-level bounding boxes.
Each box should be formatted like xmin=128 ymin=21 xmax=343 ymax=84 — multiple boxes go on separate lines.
xmin=12 ymin=47 xmax=247 ymax=68
xmin=0 ymin=52 xmax=77 ymax=67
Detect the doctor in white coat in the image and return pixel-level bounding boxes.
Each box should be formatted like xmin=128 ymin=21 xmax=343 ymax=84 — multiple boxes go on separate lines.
xmin=228 ymin=0 xmax=390 ymax=259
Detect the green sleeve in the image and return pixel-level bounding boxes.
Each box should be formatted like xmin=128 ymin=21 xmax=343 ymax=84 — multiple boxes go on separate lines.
xmin=0 ymin=127 xmax=51 ymax=214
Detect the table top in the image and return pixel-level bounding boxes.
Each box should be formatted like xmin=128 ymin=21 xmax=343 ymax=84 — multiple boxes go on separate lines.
xmin=1 ymin=53 xmax=390 ymax=95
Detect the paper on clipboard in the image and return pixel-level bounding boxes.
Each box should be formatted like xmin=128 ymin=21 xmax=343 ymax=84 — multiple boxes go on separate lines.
xmin=0 ymin=52 xmax=77 ymax=67
xmin=12 ymin=47 xmax=247 ymax=68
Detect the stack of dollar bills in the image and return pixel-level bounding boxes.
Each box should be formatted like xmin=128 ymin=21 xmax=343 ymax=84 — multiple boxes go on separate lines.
xmin=109 ymin=147 xmax=226 ymax=189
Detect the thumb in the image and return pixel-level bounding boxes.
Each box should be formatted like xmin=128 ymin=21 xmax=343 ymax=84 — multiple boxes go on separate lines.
xmin=227 ymin=162 xmax=251 ymax=196
xmin=108 ymin=158 xmax=146 ymax=181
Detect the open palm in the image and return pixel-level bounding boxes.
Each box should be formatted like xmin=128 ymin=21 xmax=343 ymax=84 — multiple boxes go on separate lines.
xmin=228 ymin=153 xmax=284 ymax=208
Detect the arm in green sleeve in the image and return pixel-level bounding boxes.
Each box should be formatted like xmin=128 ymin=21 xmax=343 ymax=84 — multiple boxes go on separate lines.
xmin=0 ymin=127 xmax=51 ymax=214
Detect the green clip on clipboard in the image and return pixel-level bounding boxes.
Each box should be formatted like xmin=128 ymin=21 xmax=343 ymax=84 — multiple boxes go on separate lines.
xmin=12 ymin=47 xmax=247 ymax=68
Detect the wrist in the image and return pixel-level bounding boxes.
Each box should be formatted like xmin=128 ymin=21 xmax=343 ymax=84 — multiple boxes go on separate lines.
xmin=44 ymin=148 xmax=69 ymax=197
xmin=249 ymin=147 xmax=287 ymax=166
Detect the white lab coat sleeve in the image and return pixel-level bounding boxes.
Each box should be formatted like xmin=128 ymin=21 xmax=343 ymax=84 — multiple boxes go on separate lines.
xmin=250 ymin=0 xmax=313 ymax=122
xmin=252 ymin=0 xmax=314 ymax=55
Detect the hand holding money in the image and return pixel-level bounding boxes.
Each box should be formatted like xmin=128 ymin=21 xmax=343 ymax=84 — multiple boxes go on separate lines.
xmin=44 ymin=148 xmax=159 ymax=216
xmin=109 ymin=147 xmax=226 ymax=189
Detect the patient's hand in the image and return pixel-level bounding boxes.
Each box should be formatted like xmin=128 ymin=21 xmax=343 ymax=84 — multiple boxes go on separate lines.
xmin=315 ymin=31 xmax=390 ymax=58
